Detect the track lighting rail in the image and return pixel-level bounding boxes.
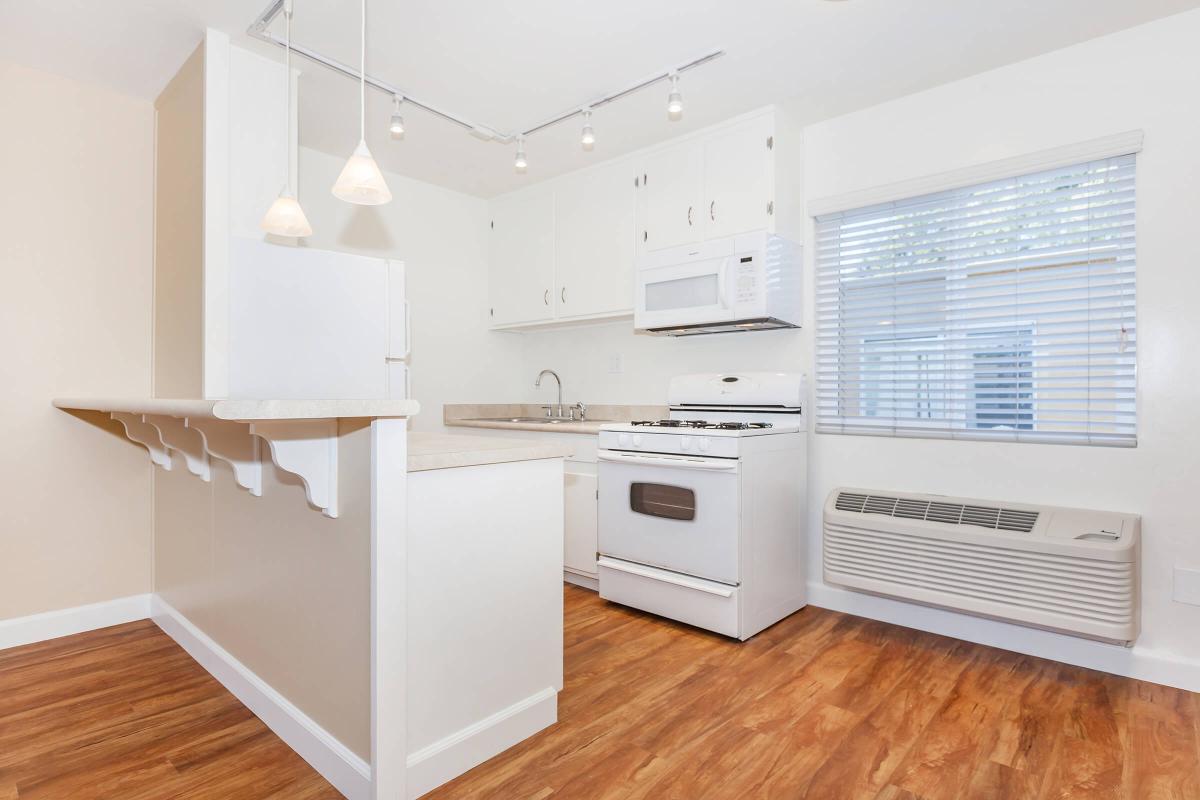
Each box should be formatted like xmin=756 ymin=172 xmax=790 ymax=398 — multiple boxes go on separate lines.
xmin=247 ymin=0 xmax=723 ymax=145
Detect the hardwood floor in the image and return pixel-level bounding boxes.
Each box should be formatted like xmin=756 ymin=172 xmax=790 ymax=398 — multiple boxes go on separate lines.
xmin=426 ymin=585 xmax=1200 ymax=800
xmin=0 ymin=619 xmax=340 ymax=800
xmin=2 ymin=591 xmax=1197 ymax=799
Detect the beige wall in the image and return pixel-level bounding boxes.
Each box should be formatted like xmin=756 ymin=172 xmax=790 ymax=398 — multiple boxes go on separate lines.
xmin=154 ymin=421 xmax=373 ymax=758
xmin=0 ymin=61 xmax=154 ymax=620
xmin=153 ymin=43 xmax=204 ymax=398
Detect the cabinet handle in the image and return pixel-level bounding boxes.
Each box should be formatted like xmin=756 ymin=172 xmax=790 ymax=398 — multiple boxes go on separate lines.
xmin=687 ymin=206 xmax=693 ymax=226
xmin=643 ymin=230 xmax=648 ymax=243
xmin=561 ymin=287 xmax=566 ymax=303
xmin=544 ymin=289 xmax=550 ymax=306
xmin=710 ymin=201 xmax=716 ymax=221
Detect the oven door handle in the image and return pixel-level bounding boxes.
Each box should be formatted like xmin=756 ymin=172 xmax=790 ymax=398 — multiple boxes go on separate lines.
xmin=597 ymin=451 xmax=738 ymax=471
xmin=598 ymin=557 xmax=735 ymax=597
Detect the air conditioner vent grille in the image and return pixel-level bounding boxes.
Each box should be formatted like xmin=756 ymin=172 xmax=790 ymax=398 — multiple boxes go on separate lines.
xmin=834 ymin=491 xmax=1039 ymax=533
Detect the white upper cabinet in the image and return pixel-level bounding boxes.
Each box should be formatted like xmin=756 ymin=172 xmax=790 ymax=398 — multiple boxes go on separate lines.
xmin=637 ymin=111 xmax=778 ymax=259
xmin=555 ymin=160 xmax=637 ymax=319
xmin=639 ymin=143 xmax=704 ymax=253
xmin=489 ymin=187 xmax=556 ymax=326
xmin=703 ymin=113 xmax=774 ymax=239
xmin=488 ymin=107 xmax=797 ymax=331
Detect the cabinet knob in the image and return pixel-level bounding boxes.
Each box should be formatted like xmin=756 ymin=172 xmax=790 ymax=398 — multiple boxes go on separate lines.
xmin=544 ymin=289 xmax=550 ymax=306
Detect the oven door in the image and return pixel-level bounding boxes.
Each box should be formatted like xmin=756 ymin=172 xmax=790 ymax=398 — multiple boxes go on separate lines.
xmin=597 ymin=450 xmax=740 ymax=585
xmin=635 ymin=256 xmax=737 ymax=331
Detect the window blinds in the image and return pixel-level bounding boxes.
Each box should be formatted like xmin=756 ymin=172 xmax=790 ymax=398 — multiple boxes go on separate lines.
xmin=815 ymin=154 xmax=1136 ymax=446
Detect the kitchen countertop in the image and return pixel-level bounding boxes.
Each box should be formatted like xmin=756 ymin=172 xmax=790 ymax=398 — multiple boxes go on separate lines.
xmin=443 ymin=403 xmax=666 ymax=436
xmin=53 ymin=396 xmax=421 ymax=420
xmin=408 ymin=431 xmax=575 ymax=472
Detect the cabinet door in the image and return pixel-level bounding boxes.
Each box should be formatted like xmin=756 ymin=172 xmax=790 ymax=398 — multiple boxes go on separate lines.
xmin=555 ymin=162 xmax=636 ymax=319
xmin=489 ymin=188 xmax=556 ymax=326
xmin=639 ymin=142 xmax=704 ymax=254
xmin=564 ymin=468 xmax=598 ymax=577
xmin=703 ymin=114 xmax=773 ymax=240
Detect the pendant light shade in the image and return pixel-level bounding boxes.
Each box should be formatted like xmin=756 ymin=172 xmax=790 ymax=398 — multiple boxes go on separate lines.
xmin=260 ymin=0 xmax=312 ymax=237
xmin=332 ymin=139 xmax=392 ymax=204
xmin=333 ymin=0 xmax=392 ymax=205
xmin=261 ymin=191 xmax=313 ymax=237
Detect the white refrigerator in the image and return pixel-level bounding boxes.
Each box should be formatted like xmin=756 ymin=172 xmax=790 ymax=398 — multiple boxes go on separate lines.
xmin=226 ymin=237 xmax=409 ymax=400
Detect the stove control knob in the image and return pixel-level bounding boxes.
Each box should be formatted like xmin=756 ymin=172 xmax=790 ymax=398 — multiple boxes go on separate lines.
xmin=680 ymin=436 xmax=692 ymax=450
xmin=619 ymin=433 xmax=631 ymax=448
xmin=698 ymin=437 xmax=711 ymax=452
xmin=632 ymin=434 xmax=644 ymax=448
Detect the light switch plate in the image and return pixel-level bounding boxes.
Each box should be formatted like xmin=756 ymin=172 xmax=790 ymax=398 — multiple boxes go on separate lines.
xmin=1174 ymin=566 xmax=1200 ymax=606
xmin=608 ymin=353 xmax=624 ymax=374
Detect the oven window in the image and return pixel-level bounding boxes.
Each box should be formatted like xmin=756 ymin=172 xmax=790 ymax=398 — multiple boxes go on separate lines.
xmin=630 ymin=483 xmax=696 ymax=521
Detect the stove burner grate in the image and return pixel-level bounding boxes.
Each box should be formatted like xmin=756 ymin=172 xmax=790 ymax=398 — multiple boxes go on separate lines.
xmin=629 ymin=420 xmax=772 ymax=431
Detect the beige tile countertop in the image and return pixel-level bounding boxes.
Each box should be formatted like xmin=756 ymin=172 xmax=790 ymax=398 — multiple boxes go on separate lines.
xmin=408 ymin=431 xmax=576 ymax=472
xmin=443 ymin=403 xmax=667 ymax=435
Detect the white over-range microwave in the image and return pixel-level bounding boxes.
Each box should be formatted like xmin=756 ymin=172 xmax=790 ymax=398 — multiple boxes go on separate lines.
xmin=634 ymin=232 xmax=802 ymax=336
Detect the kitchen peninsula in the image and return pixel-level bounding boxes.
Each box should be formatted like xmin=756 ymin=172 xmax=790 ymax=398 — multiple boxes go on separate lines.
xmin=53 ymin=397 xmax=572 ymax=800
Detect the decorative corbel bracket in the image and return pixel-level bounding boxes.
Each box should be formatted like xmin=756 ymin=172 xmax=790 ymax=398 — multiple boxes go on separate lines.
xmin=187 ymin=417 xmax=263 ymax=496
xmin=111 ymin=412 xmax=172 ymax=470
xmin=250 ymin=419 xmax=339 ymax=518
xmin=145 ymin=414 xmax=211 ymax=481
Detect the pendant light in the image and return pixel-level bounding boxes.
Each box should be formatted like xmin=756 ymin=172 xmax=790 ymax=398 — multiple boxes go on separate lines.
xmin=260 ymin=0 xmax=313 ymax=237
xmin=332 ymin=0 xmax=392 ymax=205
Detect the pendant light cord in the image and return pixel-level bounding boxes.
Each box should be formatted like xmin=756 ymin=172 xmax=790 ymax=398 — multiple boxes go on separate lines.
xmin=359 ymin=0 xmax=366 ymax=141
xmin=285 ymin=2 xmax=293 ymax=193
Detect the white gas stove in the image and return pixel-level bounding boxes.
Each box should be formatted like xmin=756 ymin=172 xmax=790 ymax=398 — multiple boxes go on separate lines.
xmin=597 ymin=372 xmax=808 ymax=641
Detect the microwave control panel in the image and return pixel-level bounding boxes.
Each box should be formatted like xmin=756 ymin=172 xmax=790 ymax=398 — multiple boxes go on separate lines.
xmin=735 ymin=255 xmax=759 ymax=305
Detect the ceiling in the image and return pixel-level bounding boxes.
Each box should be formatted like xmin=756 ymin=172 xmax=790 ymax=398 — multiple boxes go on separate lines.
xmin=4 ymin=0 xmax=1199 ymax=197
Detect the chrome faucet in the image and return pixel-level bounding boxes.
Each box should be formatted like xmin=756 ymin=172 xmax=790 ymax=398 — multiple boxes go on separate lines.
xmin=535 ymin=369 xmax=565 ymax=418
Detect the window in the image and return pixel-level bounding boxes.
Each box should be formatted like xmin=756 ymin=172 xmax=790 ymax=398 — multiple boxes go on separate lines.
xmin=815 ymin=153 xmax=1136 ymax=446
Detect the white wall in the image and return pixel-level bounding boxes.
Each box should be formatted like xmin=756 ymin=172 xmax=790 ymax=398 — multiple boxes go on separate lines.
xmin=298 ymin=147 xmax=526 ymax=431
xmin=802 ymin=9 xmax=1200 ymax=673
xmin=516 ymin=321 xmax=805 ymax=406
xmin=0 ymin=61 xmax=154 ymax=620
xmin=513 ymin=11 xmax=1200 ymax=684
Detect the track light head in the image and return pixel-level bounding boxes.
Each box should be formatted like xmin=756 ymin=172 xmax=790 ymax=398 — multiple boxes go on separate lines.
xmin=667 ymin=73 xmax=683 ymax=121
xmin=580 ymin=109 xmax=595 ymax=151
xmin=514 ymin=136 xmax=528 ymax=173
xmin=389 ymin=95 xmax=405 ymax=139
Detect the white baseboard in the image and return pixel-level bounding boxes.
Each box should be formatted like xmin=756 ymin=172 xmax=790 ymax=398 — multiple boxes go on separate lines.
xmin=406 ymin=686 xmax=558 ymax=800
xmin=563 ymin=571 xmax=599 ymax=591
xmin=0 ymin=593 xmax=152 ymax=651
xmin=151 ymin=596 xmax=371 ymax=800
xmin=808 ymin=581 xmax=1200 ymax=694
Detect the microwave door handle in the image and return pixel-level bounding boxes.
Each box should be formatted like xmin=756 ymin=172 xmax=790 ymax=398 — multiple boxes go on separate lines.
xmin=597 ymin=452 xmax=738 ymax=471
xmin=717 ymin=260 xmax=731 ymax=309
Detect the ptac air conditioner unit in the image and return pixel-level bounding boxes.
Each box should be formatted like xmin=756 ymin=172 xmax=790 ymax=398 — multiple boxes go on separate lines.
xmin=823 ymin=488 xmax=1140 ymax=644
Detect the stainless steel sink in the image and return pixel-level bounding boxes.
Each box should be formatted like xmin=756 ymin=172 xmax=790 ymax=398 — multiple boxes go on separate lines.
xmin=465 ymin=416 xmax=614 ymax=425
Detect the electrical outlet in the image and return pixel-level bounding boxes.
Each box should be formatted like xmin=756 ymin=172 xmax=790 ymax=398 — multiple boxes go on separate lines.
xmin=608 ymin=353 xmax=624 ymax=374
xmin=1174 ymin=567 xmax=1200 ymax=606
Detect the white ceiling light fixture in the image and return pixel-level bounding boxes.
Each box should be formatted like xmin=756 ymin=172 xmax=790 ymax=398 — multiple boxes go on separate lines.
xmin=580 ymin=109 xmax=595 ymax=151
xmin=331 ymin=0 xmax=392 ymax=205
xmin=666 ymin=72 xmax=683 ymax=121
xmin=389 ymin=94 xmax=405 ymax=139
xmin=260 ymin=0 xmax=312 ymax=238
xmin=514 ymin=136 xmax=528 ymax=174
